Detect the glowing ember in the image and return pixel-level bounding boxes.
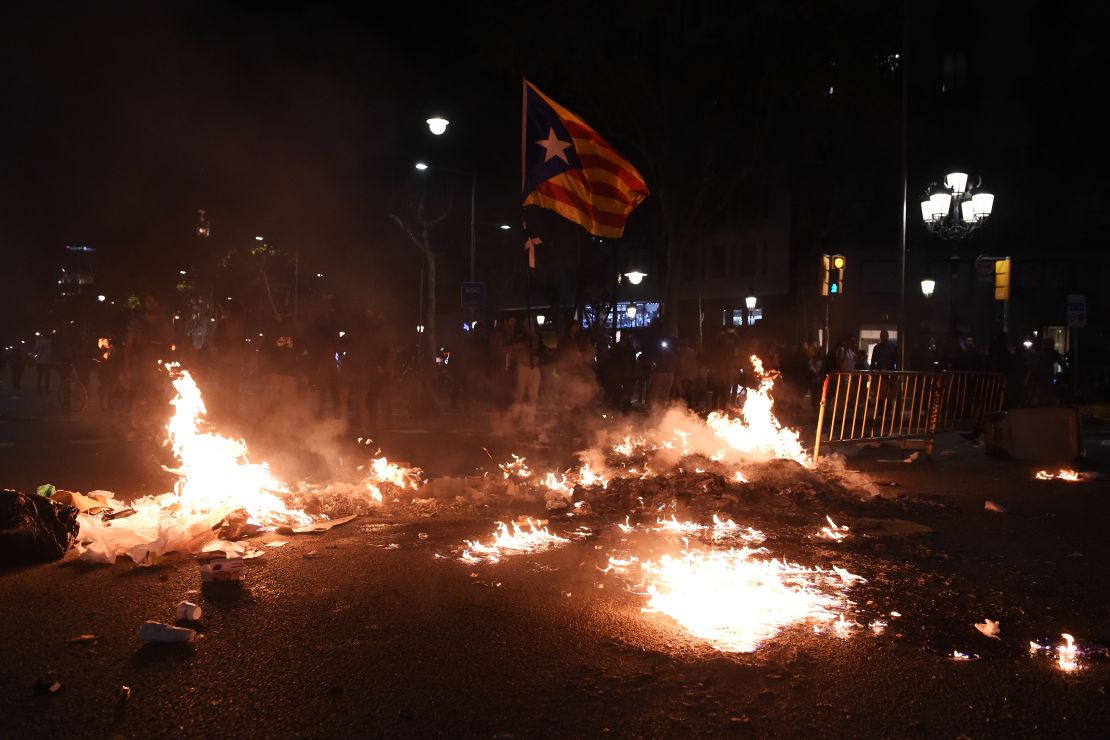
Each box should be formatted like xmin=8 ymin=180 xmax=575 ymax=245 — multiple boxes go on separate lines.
xmin=818 ymin=515 xmax=849 ymax=541
xmin=459 ymin=518 xmax=569 ymax=564
xmin=635 ymin=545 xmax=861 ymax=653
xmin=704 ymin=357 xmax=809 ymax=465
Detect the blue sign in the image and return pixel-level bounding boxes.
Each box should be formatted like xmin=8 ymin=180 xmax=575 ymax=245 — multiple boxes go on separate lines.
xmin=460 ymin=282 xmax=485 ymax=310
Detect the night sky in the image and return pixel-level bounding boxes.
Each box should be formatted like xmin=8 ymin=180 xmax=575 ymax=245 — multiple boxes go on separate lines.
xmin=2 ymin=1 xmax=1107 ymax=338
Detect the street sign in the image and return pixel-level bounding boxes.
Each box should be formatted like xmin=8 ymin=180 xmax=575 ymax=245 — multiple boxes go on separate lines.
xmin=460 ymin=281 xmax=485 ymax=310
xmin=975 ymin=254 xmax=1000 ymax=282
xmin=1066 ymin=294 xmax=1086 ymax=328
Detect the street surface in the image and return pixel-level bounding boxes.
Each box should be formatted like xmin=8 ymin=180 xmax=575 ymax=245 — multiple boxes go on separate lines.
xmin=2 ymin=377 xmax=1109 ymax=738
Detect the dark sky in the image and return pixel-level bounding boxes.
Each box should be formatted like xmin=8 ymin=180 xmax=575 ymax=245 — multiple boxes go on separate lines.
xmin=3 ymin=1 xmax=1107 ymax=338
xmin=0 ymin=1 xmax=506 ymax=324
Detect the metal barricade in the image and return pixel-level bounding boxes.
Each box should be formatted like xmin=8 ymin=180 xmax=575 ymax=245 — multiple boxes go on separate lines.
xmin=813 ymin=370 xmax=1005 ymax=460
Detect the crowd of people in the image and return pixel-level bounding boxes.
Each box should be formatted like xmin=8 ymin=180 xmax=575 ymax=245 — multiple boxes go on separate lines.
xmin=1 ymin=295 xmax=1092 ymax=445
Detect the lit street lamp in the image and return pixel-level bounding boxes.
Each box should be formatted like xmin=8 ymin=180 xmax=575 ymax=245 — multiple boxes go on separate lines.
xmin=414 ymin=162 xmax=429 ymax=171
xmin=623 ymin=270 xmax=646 ymax=285
xmin=499 ymin=224 xmax=511 ymax=230
xmin=920 ymin=172 xmax=995 ymax=240
xmin=920 ymin=279 xmax=936 ymax=298
xmin=744 ymin=295 xmax=757 ymax=327
xmin=426 ymin=117 xmax=449 ymax=135
xmin=535 ymin=314 xmax=546 ymax=326
xmin=626 ymin=305 xmax=637 ymax=320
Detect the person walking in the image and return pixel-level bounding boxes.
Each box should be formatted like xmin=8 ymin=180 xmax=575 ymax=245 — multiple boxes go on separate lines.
xmin=33 ymin=334 xmax=53 ymax=393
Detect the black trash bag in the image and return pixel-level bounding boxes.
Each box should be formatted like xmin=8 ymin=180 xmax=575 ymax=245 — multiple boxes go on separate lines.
xmin=0 ymin=489 xmax=80 ymax=563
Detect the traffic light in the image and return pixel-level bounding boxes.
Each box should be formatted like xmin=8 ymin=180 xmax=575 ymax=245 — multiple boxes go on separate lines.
xmin=820 ymin=254 xmax=831 ymax=296
xmin=994 ymin=258 xmax=1011 ymax=301
xmin=829 ymin=254 xmax=846 ymax=295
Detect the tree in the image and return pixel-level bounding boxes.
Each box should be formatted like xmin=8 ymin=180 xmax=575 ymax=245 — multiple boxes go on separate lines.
xmin=390 ymin=186 xmax=452 ymax=357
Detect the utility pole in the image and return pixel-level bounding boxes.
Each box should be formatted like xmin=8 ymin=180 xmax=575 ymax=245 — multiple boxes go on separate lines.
xmin=897 ymin=0 xmax=910 ymax=371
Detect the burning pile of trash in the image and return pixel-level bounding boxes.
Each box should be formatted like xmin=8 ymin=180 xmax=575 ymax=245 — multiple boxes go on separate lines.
xmin=61 ymin=365 xmax=424 ymax=565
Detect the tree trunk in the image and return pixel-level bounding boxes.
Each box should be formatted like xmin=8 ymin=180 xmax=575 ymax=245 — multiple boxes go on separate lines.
xmin=426 ymin=250 xmax=437 ymax=358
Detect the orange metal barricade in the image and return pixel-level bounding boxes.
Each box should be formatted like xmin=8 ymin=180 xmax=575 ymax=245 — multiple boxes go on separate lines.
xmin=813 ymin=370 xmax=1005 ymax=460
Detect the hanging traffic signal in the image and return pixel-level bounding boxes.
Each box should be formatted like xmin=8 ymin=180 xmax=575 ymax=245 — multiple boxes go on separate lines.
xmin=829 ymin=254 xmax=846 ymax=295
xmin=994 ymin=257 xmax=1011 ymax=301
xmin=820 ymin=254 xmax=831 ymax=296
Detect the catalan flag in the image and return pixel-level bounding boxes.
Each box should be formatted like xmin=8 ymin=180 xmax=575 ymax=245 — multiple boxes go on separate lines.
xmin=522 ymin=80 xmax=649 ymax=239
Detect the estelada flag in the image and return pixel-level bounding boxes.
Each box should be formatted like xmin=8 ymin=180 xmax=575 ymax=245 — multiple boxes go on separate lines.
xmin=522 ymin=80 xmax=649 ymax=239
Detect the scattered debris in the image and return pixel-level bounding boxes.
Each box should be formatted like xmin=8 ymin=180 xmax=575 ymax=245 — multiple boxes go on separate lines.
xmin=175 ymin=601 xmax=202 ymax=621
xmin=33 ymin=678 xmax=63 ymax=695
xmin=137 ymin=621 xmax=195 ymax=643
xmin=198 ymin=553 xmax=244 ymax=582
xmin=974 ymin=619 xmax=1000 ymax=639
xmin=984 ymin=501 xmax=1007 ymax=513
xmin=266 ymin=540 xmax=288 ymax=548
xmin=291 ymin=514 xmax=357 ymax=534
xmin=66 ymin=634 xmax=100 ymax=646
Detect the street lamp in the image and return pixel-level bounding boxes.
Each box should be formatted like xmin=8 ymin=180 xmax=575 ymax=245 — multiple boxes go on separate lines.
xmin=499 ymin=224 xmax=511 ymax=230
xmin=626 ymin=305 xmax=637 ymax=320
xmin=414 ymin=162 xmax=429 ymax=171
xmin=920 ymin=172 xmax=995 ymax=239
xmin=745 ymin=295 xmax=758 ymax=310
xmin=255 ymin=235 xmax=264 ymax=241
xmin=535 ymin=314 xmax=546 ymax=326
xmin=920 ymin=279 xmax=936 ymax=298
xmin=426 ymin=117 xmax=449 ymax=135
xmin=623 ymin=270 xmax=646 ymax=285
xmin=97 ymin=294 xmax=106 ymax=302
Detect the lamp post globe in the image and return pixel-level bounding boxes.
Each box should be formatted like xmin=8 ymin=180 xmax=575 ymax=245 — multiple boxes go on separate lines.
xmin=426 ymin=117 xmax=449 ymax=135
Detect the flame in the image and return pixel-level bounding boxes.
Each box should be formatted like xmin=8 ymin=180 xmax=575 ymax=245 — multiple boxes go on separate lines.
xmin=613 ymin=435 xmax=648 ymax=457
xmin=704 ymin=357 xmax=809 ymax=465
xmin=459 ymin=518 xmax=569 ymax=564
xmin=1036 ymin=469 xmax=1081 ymax=481
xmin=164 ymin=365 xmax=309 ymax=527
xmin=75 ymin=364 xmax=311 ymax=564
xmin=1057 ymin=633 xmax=1079 ymax=672
xmin=818 ymin=515 xmax=849 ymax=541
xmin=636 ymin=545 xmax=861 ymax=653
xmin=576 ymin=461 xmax=609 ymax=489
xmin=499 ymin=454 xmax=534 ymax=480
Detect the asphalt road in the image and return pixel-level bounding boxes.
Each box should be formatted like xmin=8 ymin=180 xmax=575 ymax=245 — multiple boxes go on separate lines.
xmin=2 ymin=378 xmax=1109 ymax=738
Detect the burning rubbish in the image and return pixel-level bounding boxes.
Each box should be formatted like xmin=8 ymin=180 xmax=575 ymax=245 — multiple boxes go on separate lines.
xmin=459 ymin=518 xmax=572 ymax=564
xmin=1034 ymin=469 xmax=1097 ymax=482
xmin=1029 ymin=634 xmax=1084 ymax=673
xmin=23 ymin=354 xmax=1089 ymax=674
xmin=817 ymin=515 xmax=849 ymax=541
xmin=633 ymin=544 xmax=862 ymax=653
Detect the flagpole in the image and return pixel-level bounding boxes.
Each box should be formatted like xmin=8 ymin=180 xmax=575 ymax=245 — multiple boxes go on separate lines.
xmin=521 ymin=78 xmax=533 ymax=322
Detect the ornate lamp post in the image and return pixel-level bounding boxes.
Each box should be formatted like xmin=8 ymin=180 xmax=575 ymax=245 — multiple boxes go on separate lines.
xmin=920 ymin=172 xmax=994 ymax=240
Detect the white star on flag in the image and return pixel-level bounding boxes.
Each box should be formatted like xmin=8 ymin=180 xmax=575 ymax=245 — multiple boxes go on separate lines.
xmin=535 ymin=127 xmax=573 ymax=164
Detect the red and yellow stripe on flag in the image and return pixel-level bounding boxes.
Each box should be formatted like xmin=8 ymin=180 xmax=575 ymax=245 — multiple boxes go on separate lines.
xmin=522 ymin=80 xmax=649 ymax=239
